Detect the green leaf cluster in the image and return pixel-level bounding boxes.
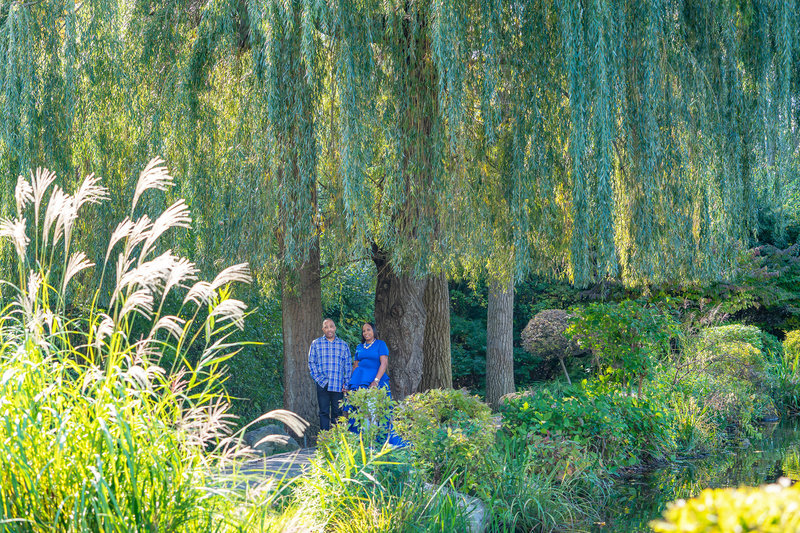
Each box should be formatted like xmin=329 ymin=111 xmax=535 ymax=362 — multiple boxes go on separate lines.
xmin=651 ymin=479 xmax=800 ymax=533
xmin=393 ymin=388 xmax=495 ymax=491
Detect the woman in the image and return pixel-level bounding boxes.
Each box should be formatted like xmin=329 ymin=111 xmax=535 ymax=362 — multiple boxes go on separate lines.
xmin=345 ymin=322 xmax=405 ymax=446
xmin=348 ymin=322 xmax=391 ymax=393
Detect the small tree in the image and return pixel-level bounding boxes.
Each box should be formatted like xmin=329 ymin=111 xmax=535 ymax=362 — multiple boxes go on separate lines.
xmin=521 ymin=310 xmax=584 ymax=385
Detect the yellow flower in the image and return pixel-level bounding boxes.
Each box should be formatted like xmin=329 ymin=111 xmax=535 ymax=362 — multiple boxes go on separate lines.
xmin=522 ymin=402 xmax=529 ymax=411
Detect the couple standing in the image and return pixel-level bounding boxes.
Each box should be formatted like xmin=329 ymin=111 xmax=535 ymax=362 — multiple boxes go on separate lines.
xmin=308 ymin=318 xmax=391 ymax=430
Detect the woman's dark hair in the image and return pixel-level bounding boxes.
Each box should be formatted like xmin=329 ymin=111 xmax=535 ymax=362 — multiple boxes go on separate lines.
xmin=361 ymin=322 xmax=378 ymax=344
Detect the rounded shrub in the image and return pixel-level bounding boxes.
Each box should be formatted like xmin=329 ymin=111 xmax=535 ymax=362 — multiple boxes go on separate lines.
xmin=520 ymin=309 xmax=584 ymax=384
xmin=394 ymin=389 xmax=495 ymax=491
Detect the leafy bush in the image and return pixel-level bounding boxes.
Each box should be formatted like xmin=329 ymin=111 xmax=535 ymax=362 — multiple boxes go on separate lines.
xmin=500 ymin=382 xmax=675 ymax=468
xmin=520 ymin=309 xmax=586 ymax=384
xmin=394 ymin=389 xmax=495 ymax=491
xmin=567 ymin=300 xmax=679 ymax=397
xmin=651 ymin=478 xmax=800 ymax=533
xmin=699 ymin=323 xmax=763 ymax=351
xmin=784 ymin=329 xmax=800 ymax=372
xmin=342 ymin=386 xmax=397 ymax=445
xmin=0 ymin=162 xmax=262 ymax=531
xmin=687 ymin=325 xmax=779 ymax=427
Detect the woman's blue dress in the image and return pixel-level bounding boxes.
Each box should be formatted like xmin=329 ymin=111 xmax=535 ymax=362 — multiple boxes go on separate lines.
xmin=346 ymin=339 xmax=405 ymax=446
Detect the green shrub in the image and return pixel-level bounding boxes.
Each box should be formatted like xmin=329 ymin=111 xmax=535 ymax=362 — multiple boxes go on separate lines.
xmin=567 ymin=300 xmax=679 ymax=397
xmin=651 ymin=479 xmax=800 ymax=532
xmin=700 ymin=324 xmax=764 ymax=351
xmin=342 ymin=386 xmax=397 ymax=445
xmin=500 ymin=382 xmax=675 ymax=468
xmin=686 ymin=325 xmax=778 ymax=427
xmin=784 ymin=330 xmax=800 ymax=373
xmin=394 ymin=389 xmax=495 ymax=491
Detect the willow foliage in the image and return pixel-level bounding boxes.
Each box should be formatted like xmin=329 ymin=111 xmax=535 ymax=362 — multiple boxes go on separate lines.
xmin=0 ymin=0 xmax=797 ymax=290
xmin=453 ymin=0 xmax=799 ymax=287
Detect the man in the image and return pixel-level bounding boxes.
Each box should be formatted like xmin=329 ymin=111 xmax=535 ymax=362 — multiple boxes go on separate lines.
xmin=308 ymin=318 xmax=352 ymax=431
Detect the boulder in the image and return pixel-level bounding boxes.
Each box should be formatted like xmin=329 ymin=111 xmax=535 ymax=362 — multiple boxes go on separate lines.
xmin=424 ymin=483 xmax=487 ymax=533
xmin=244 ymin=424 xmax=300 ymax=456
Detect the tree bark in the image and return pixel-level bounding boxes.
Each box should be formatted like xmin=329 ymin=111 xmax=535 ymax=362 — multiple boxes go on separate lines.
xmin=421 ymin=272 xmax=452 ymax=391
xmin=373 ymin=245 xmax=426 ymax=401
xmin=281 ymin=243 xmax=323 ymax=439
xmin=485 ymin=277 xmax=515 ymax=407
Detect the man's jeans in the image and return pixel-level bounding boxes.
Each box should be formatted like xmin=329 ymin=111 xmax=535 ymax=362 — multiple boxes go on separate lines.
xmin=316 ymin=383 xmax=344 ymax=431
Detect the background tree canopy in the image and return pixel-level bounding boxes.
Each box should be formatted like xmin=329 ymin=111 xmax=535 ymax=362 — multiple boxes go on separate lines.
xmin=0 ymin=0 xmax=797 ymax=421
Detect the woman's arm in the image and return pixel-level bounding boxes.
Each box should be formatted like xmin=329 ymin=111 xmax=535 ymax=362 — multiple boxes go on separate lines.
xmin=370 ymin=355 xmax=389 ymax=388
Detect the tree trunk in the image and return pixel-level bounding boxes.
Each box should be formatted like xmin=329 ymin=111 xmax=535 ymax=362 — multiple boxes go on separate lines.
xmin=485 ymin=277 xmax=515 ymax=407
xmin=559 ymin=357 xmax=572 ymax=385
xmin=421 ymin=272 xmax=452 ymax=391
xmin=281 ymin=243 xmax=323 ymax=439
xmin=373 ymin=245 xmax=426 ymax=401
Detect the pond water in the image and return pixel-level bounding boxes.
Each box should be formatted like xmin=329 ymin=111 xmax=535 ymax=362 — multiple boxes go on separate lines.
xmin=593 ymin=417 xmax=800 ymax=532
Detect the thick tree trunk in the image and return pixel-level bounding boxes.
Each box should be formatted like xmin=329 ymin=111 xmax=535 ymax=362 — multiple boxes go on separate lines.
xmin=485 ymin=277 xmax=515 ymax=407
xmin=373 ymin=246 xmax=426 ymax=401
xmin=421 ymin=272 xmax=452 ymax=391
xmin=281 ymin=243 xmax=323 ymax=438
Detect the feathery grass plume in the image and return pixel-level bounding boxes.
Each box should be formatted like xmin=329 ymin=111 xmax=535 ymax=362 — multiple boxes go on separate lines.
xmin=41 ymin=186 xmax=71 ymax=251
xmin=140 ymin=199 xmax=191 ymax=261
xmin=0 ymin=217 xmax=29 ymax=259
xmin=113 ymin=250 xmax=180 ymax=301
xmin=132 ymin=156 xmax=172 ymax=212
xmin=211 ymin=263 xmax=252 ymax=290
xmin=163 ymin=256 xmax=198 ymax=297
xmin=251 ymin=409 xmax=311 ymax=438
xmin=118 ymin=287 xmax=155 ymax=320
xmin=72 ymin=172 xmax=108 ymax=210
xmin=14 ymin=175 xmax=33 ymax=216
xmin=62 ymin=251 xmax=93 ymax=293
xmin=184 ymin=280 xmax=214 ymax=306
xmin=152 ymin=315 xmax=188 ymax=340
xmin=30 ymin=167 xmax=56 ymax=225
xmin=210 ymin=299 xmax=248 ymax=330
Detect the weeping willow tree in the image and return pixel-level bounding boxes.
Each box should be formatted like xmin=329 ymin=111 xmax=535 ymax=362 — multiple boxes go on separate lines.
xmin=438 ymin=0 xmax=799 ymax=402
xmin=158 ymin=0 xmax=330 ymax=429
xmin=1 ymin=0 xmax=798 ymax=412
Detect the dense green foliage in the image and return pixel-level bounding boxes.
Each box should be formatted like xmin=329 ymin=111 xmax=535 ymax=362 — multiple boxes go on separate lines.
xmin=394 ymin=389 xmax=495 ymax=491
xmin=568 ymin=300 xmax=680 ymax=396
xmin=0 ymin=0 xmax=799 ymax=529
xmin=651 ymin=479 xmax=800 ymax=533
xmin=501 ymin=382 xmax=674 ymax=468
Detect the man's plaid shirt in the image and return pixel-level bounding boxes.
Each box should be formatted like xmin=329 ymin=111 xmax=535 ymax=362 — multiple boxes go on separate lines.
xmin=308 ymin=336 xmax=352 ymax=392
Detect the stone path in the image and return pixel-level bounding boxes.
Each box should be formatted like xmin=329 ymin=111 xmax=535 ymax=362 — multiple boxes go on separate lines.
xmin=220 ymin=448 xmax=316 ymax=487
